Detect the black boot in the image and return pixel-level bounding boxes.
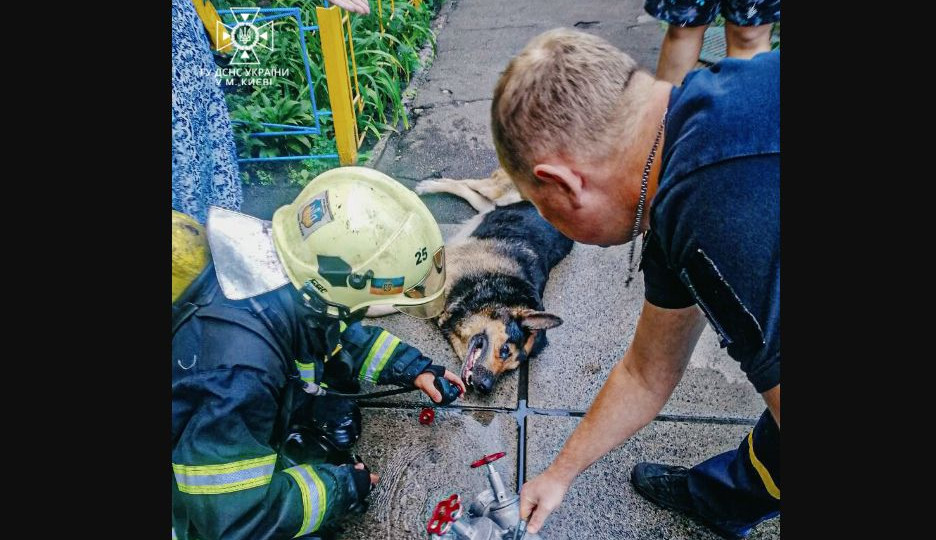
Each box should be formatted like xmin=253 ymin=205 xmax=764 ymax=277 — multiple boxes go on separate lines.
xmin=630 ymin=463 xmax=745 ymax=540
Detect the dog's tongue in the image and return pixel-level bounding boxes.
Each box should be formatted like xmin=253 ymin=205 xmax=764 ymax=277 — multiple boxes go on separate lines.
xmin=462 ymin=346 xmax=481 ymax=384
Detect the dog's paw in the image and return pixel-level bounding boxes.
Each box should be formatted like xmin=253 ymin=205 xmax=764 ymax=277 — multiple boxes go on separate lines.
xmin=364 ymin=305 xmax=397 ymax=318
xmin=414 ymin=179 xmax=444 ymax=195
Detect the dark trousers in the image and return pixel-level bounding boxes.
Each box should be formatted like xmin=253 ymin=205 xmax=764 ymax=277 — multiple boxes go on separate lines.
xmin=688 ymin=409 xmax=780 ymax=535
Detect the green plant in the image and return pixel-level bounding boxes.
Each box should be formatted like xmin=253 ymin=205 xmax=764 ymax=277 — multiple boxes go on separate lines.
xmin=212 ymin=0 xmax=440 ymax=166
xmin=230 ymin=92 xmax=321 ymax=158
xmin=287 ymin=165 xmax=314 ymax=185
xmin=252 ymin=167 xmax=275 ymax=185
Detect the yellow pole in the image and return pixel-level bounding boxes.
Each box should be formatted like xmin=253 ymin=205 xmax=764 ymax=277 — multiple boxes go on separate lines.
xmin=345 ymin=13 xmax=364 ymax=114
xmin=376 ymin=0 xmax=385 ymax=34
xmin=317 ymin=5 xmax=358 ymax=165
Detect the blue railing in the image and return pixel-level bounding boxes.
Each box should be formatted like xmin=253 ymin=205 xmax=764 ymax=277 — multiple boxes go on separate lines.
xmin=217 ymin=6 xmax=339 ymax=163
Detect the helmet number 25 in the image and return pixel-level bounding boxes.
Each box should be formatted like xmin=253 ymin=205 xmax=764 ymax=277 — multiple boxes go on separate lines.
xmin=415 ymin=247 xmax=428 ymax=265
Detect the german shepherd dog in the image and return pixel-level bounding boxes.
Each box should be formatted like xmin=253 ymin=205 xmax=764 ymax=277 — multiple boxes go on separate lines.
xmin=412 ymin=169 xmax=574 ymax=394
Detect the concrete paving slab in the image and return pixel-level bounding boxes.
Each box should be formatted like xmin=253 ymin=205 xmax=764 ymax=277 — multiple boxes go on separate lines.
xmin=413 ymin=0 xmax=662 ymax=108
xmin=241 ymin=184 xmax=302 ymax=220
xmin=525 ymin=416 xmax=780 ymax=539
xmin=415 ymin=191 xmax=483 ymax=226
xmin=414 ymin=27 xmax=546 ymax=108
xmin=371 ymin=99 xmax=501 ymax=225
xmin=582 ymin=19 xmax=664 ymax=72
xmin=373 ymin=99 xmax=501 ymax=183
xmin=447 ymin=0 xmax=656 ymax=33
xmin=528 ymin=239 xmax=766 ymax=420
xmin=340 ymin=408 xmax=519 ymax=539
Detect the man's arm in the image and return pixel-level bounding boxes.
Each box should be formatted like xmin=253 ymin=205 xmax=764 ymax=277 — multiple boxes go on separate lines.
xmin=338 ymin=321 xmax=465 ymax=402
xmin=519 ymin=301 xmax=707 ymax=534
xmin=763 ymin=384 xmax=780 ymax=427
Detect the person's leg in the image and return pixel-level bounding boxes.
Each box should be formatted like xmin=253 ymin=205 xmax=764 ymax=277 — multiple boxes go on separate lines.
xmin=644 ymin=0 xmax=721 ymax=85
xmin=724 ymin=22 xmax=773 ymax=58
xmin=686 ymin=408 xmax=780 ymax=535
xmin=722 ymin=0 xmax=780 ymax=59
xmin=656 ymin=24 xmax=708 ymax=85
xmin=632 ymin=408 xmax=779 ymax=539
xmin=171 ymin=0 xmax=242 ymax=225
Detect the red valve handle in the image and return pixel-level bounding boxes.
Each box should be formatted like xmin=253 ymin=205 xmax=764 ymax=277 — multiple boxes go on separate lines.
xmin=427 ymin=494 xmax=462 ymax=535
xmin=419 ymin=407 xmax=435 ymax=426
xmin=470 ymin=451 xmax=506 ymax=468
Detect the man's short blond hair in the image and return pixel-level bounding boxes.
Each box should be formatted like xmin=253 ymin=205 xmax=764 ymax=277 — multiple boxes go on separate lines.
xmin=491 ymin=28 xmax=644 ymax=184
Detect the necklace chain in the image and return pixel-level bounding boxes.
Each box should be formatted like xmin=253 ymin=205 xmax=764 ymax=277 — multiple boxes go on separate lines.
xmin=625 ymin=108 xmax=667 ymax=287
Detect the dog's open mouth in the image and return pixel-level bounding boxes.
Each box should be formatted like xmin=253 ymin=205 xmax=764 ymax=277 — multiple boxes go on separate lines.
xmin=461 ymin=333 xmax=487 ymax=387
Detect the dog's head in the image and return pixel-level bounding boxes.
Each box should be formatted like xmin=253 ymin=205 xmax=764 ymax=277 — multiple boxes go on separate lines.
xmin=440 ymin=306 xmax=562 ymax=393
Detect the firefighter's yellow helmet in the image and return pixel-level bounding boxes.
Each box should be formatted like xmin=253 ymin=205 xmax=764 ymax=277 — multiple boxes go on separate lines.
xmin=171 ymin=210 xmax=211 ymax=304
xmin=271 ymin=167 xmax=446 ymax=319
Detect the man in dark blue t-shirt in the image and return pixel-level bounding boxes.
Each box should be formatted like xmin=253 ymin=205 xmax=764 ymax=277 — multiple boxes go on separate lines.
xmin=491 ymin=28 xmax=778 ymax=539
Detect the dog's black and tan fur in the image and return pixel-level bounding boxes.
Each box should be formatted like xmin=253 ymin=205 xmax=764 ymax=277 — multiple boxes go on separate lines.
xmin=415 ymin=169 xmax=574 ymax=393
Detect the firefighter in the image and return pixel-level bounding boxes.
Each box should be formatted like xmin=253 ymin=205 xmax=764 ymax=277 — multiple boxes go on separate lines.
xmin=172 ymin=167 xmax=465 ymax=540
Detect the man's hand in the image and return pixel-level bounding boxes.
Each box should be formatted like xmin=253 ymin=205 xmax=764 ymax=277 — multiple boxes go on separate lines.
xmin=345 ymin=461 xmax=379 ymax=514
xmin=518 ymin=468 xmax=573 ymax=534
xmin=414 ymin=368 xmax=466 ymax=404
xmin=512 ymin=302 xmax=705 ymax=534
xmin=353 ymin=461 xmax=379 ymax=487
xmin=327 ymin=0 xmax=371 ymax=15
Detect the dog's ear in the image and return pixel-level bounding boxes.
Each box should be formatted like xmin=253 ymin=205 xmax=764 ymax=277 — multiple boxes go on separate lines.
xmin=515 ymin=308 xmax=563 ymax=331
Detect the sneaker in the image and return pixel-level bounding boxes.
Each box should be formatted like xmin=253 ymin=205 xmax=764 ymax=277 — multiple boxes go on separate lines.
xmin=630 ymin=462 xmax=748 ymax=540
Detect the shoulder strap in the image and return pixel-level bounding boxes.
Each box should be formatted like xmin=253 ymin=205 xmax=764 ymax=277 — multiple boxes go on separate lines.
xmin=171 ymin=262 xmax=219 ymax=337
xmin=172 ymin=271 xmax=302 ymax=454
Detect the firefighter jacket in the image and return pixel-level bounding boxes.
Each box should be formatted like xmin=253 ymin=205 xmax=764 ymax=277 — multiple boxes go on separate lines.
xmin=172 ymin=265 xmax=435 ymax=539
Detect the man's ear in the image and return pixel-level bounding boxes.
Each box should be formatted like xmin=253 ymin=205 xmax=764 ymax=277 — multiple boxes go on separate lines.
xmin=532 ymin=163 xmax=583 ymax=209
